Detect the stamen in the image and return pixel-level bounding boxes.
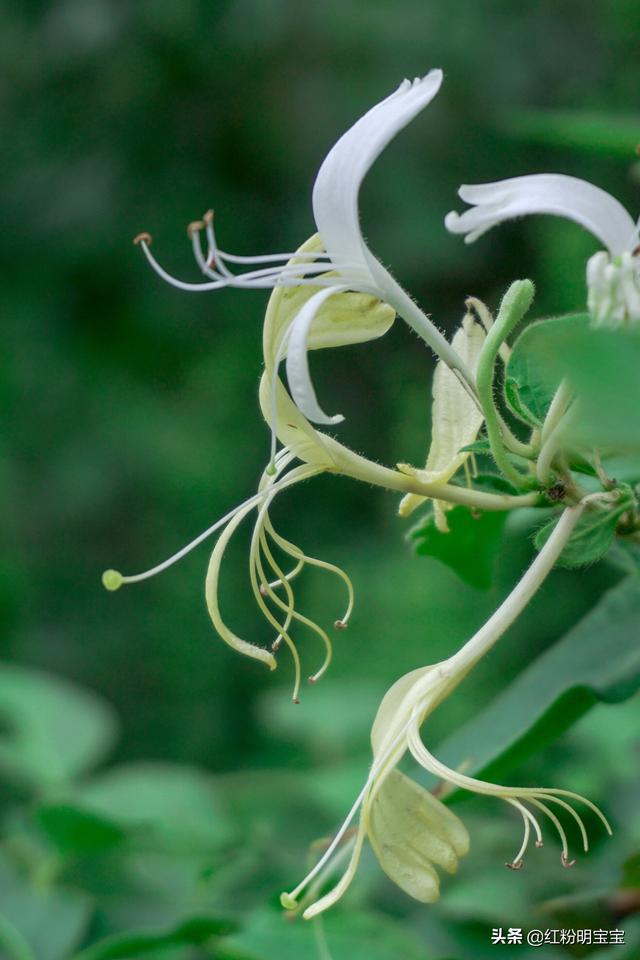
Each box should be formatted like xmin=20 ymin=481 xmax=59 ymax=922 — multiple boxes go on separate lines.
xmin=203 ymin=210 xmax=234 ymax=279
xmin=264 ymin=516 xmax=355 ymax=627
xmin=561 ymin=852 xmax=576 ymax=868
xmin=187 ymin=220 xmax=205 ymax=238
xmin=528 ymin=797 xmax=570 ymax=862
xmin=133 ymin=231 xmax=152 ymax=246
xmin=262 ymin=558 xmax=305 ymax=593
xmin=255 ymin=505 xmax=334 ymax=686
xmin=533 ymin=794 xmax=589 ymax=852
xmin=505 ymin=798 xmax=542 ymax=867
xmin=284 ymin=779 xmax=371 ymax=903
xmin=137 ymin=234 xmax=353 ymax=294
xmin=249 ymin=514 xmax=302 ymax=704
xmin=104 ymin=454 xmax=304 ymax=589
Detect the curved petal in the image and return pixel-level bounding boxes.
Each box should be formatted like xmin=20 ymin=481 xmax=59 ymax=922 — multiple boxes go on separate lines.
xmin=445 ymin=174 xmax=637 ymax=255
xmin=312 ymin=71 xmax=444 ymax=285
xmin=258 ymin=373 xmax=334 ymax=468
xmin=285 ymin=285 xmax=348 ymax=425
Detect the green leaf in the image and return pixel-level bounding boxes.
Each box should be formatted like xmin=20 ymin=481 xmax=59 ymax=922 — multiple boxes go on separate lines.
xmin=435 ymin=575 xmax=640 ymax=783
xmin=228 ymin=908 xmax=428 ymax=960
xmin=0 ymin=853 xmax=91 ymax=960
xmin=504 ymin=313 xmax=588 ymax=425
xmin=0 ymin=665 xmax=118 ymax=791
xmin=35 ymin=803 xmax=126 ymax=855
xmin=534 ymin=496 xmax=632 ymax=568
xmin=74 ymin=763 xmax=233 ymax=853
xmin=72 ymin=916 xmax=238 ymax=960
xmin=409 ymin=503 xmax=508 ymax=590
xmin=545 ymin=327 xmax=640 ymax=452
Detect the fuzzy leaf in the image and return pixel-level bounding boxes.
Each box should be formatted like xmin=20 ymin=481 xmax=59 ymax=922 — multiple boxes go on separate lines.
xmin=534 ymin=498 xmax=631 ymax=568
xmin=504 ymin=313 xmax=588 ymax=425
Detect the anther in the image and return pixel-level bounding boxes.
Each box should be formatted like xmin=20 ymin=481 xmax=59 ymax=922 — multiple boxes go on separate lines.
xmin=187 ymin=220 xmax=205 ymax=238
xmin=271 ymin=638 xmax=282 ymax=651
xmin=280 ymin=892 xmax=298 ymax=910
xmin=133 ymin=232 xmax=152 ymax=246
xmin=203 ymin=209 xmax=214 ymax=225
xmin=535 ymin=841 xmax=544 ymax=848
xmin=334 ymin=619 xmax=348 ymax=630
xmin=506 ymin=860 xmax=523 ymax=871
xmin=560 ymin=853 xmax=576 ymax=868
xmin=308 ymin=676 xmax=316 ymax=683
xmin=259 ymin=584 xmax=268 ymax=596
xmin=293 ymin=697 xmax=300 ymax=705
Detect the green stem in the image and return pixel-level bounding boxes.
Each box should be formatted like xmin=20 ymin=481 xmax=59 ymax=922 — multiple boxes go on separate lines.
xmin=476 ymin=280 xmax=536 ymax=488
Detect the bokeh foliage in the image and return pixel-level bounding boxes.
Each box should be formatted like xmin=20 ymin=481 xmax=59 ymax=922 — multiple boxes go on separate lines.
xmin=2 ymin=1 xmax=640 ymax=957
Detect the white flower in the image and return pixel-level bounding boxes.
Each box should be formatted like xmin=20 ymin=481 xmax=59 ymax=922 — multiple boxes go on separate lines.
xmin=282 ymin=659 xmax=610 ymax=919
xmin=445 ymin=173 xmax=640 ymax=326
xmin=281 ymin=501 xmax=612 ymax=918
xmin=134 ymin=71 xmax=478 ymax=430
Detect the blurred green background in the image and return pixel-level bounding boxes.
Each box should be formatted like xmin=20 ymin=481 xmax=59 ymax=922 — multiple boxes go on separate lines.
xmin=2 ymin=1 xmax=640 ymax=958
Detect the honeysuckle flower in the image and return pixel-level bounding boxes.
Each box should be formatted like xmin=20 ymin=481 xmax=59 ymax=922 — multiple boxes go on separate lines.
xmin=105 ymin=236 xmax=538 ymax=702
xmin=397 ymin=310 xmax=487 ymax=531
xmin=134 ymin=70 xmax=482 ymax=436
xmin=282 ymin=499 xmax=612 ymax=918
xmin=445 ymin=174 xmax=640 ymax=327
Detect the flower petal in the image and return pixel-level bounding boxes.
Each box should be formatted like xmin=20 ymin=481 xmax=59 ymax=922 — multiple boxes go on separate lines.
xmin=366 ymin=769 xmax=469 ymax=903
xmin=262 ymin=243 xmax=395 ymax=372
xmin=445 ymin=174 xmax=637 ymax=255
xmin=312 ymin=71 xmax=444 ymax=284
xmin=258 ymin=373 xmax=334 ymax=467
xmin=302 ymin=822 xmax=367 ymax=919
xmin=204 ymin=503 xmax=277 ymax=671
xmin=285 ymin=286 xmax=349 ymax=425
xmin=399 ymin=312 xmax=485 ymax=520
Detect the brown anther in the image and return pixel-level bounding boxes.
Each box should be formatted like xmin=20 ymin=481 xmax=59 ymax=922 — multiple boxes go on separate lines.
xmin=187 ymin=220 xmax=205 ymax=238
xmin=632 ymin=244 xmax=640 ymax=257
xmin=133 ymin=232 xmax=152 ymax=246
xmin=271 ymin=638 xmax=282 ymax=652
xmin=506 ymin=860 xmax=524 ymax=871
xmin=203 ymin=209 xmax=214 ymax=225
xmin=334 ymin=619 xmax=348 ymax=630
xmin=561 ymin=853 xmax=576 ymax=868
xmin=308 ymin=676 xmax=316 ymax=684
xmin=259 ymin=584 xmax=268 ymax=596
xmin=535 ymin=840 xmax=544 ymax=848
xmin=293 ymin=697 xmax=300 ymax=705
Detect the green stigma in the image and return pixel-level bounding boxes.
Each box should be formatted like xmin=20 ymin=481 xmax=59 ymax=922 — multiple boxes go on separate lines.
xmin=280 ymin=892 xmax=298 ymax=910
xmin=102 ymin=569 xmax=124 ymax=592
